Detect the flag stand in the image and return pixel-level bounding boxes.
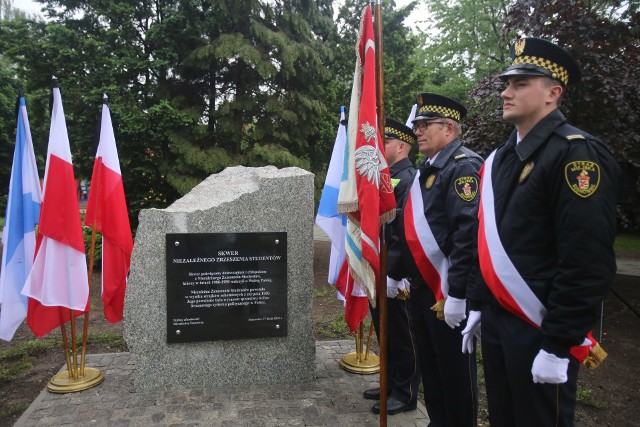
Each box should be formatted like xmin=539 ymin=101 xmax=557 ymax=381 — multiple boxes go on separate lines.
xmin=339 ymin=321 xmax=380 ymax=374
xmin=47 ymin=223 xmax=104 ymax=393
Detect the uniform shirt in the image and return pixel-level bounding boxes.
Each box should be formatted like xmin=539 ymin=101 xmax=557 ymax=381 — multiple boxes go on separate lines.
xmin=478 ymin=109 xmax=620 ymax=358
xmin=391 ymin=139 xmax=483 ymax=301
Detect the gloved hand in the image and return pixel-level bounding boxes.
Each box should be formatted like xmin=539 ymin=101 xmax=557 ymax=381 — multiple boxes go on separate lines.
xmin=461 ymin=310 xmax=481 ymax=353
xmin=443 ymin=296 xmax=467 ymax=329
xmin=386 ymin=277 xmax=400 ymax=298
xmin=531 ymin=349 xmax=569 ymax=384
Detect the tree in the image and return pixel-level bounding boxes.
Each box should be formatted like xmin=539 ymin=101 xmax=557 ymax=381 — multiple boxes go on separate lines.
xmin=416 ymin=0 xmax=512 ymax=101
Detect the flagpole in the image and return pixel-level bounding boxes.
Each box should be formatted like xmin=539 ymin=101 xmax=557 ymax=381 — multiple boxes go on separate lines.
xmin=373 ymin=0 xmax=388 ymax=424
xmin=80 ymin=223 xmax=98 ymax=376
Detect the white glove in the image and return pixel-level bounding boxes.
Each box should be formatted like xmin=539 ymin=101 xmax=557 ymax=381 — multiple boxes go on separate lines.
xmin=386 ymin=277 xmax=400 ymax=298
xmin=461 ymin=310 xmax=481 ymax=353
xmin=531 ymin=349 xmax=569 ymax=384
xmin=443 ymin=296 xmax=467 ymax=329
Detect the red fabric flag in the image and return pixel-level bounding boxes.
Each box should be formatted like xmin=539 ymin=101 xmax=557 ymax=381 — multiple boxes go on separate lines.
xmin=84 ymin=96 xmax=133 ymax=323
xmin=22 ymin=80 xmax=89 ymax=338
xmin=337 ymin=5 xmax=395 ymax=325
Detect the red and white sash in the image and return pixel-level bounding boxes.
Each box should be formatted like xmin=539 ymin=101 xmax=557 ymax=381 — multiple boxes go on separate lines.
xmin=478 ymin=151 xmax=598 ymax=363
xmin=404 ymin=170 xmax=449 ymax=300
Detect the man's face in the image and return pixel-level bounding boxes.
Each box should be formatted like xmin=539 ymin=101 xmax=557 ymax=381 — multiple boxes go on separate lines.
xmin=501 ymin=76 xmax=559 ymax=126
xmin=384 ymin=137 xmax=402 ymax=166
xmin=413 ymin=119 xmax=447 ymax=158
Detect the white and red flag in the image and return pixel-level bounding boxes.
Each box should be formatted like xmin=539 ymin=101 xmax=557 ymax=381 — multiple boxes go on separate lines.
xmin=84 ymin=95 xmax=133 ymax=323
xmin=337 ymin=5 xmax=395 ymax=321
xmin=22 ymin=79 xmax=89 ymax=338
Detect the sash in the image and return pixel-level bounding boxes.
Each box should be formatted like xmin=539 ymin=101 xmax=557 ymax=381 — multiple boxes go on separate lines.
xmin=404 ymin=170 xmax=449 ymax=310
xmin=478 ymin=151 xmax=605 ymax=367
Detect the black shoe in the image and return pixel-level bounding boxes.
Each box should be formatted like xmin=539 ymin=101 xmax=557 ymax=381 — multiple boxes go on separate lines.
xmin=363 ymin=387 xmax=380 ymax=400
xmin=372 ymin=396 xmax=417 ymax=415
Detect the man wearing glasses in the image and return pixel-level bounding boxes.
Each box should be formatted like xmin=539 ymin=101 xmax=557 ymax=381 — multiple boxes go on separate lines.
xmin=390 ymin=93 xmax=482 ymax=426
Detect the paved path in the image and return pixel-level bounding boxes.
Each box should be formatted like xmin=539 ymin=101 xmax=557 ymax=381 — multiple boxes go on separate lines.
xmin=15 ymin=341 xmax=428 ymax=427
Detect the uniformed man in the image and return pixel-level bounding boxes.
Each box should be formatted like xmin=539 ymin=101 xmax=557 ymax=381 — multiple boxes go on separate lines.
xmin=392 ymin=94 xmax=481 ymax=426
xmin=364 ymin=118 xmax=420 ymax=415
xmin=463 ymin=37 xmax=620 ymax=426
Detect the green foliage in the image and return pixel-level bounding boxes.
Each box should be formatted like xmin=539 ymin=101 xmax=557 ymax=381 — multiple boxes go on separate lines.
xmin=576 ymin=386 xmax=607 ymax=409
xmin=0 ymin=402 xmax=29 ymax=420
xmin=614 ymin=233 xmax=640 ymax=255
xmin=83 ymin=226 xmax=102 ymax=269
xmin=0 ymin=339 xmax=57 ymax=384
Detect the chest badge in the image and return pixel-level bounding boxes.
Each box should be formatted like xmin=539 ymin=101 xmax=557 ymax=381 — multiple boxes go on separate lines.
xmin=519 ymin=161 xmax=535 ymax=184
xmin=565 ymin=161 xmax=600 ymax=198
xmin=425 ymin=175 xmax=436 ymax=190
xmin=454 ymin=176 xmax=478 ymax=201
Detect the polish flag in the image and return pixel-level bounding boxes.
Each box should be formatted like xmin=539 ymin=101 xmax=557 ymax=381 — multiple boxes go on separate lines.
xmin=22 ymin=79 xmax=89 ymax=338
xmin=84 ymin=95 xmax=133 ymax=323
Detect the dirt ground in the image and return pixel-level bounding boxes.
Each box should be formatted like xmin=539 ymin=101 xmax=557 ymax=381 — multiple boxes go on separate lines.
xmin=0 ymin=240 xmax=638 ymax=426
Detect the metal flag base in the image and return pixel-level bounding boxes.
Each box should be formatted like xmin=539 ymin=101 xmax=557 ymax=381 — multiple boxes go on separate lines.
xmin=339 ymin=352 xmax=380 ymax=374
xmin=47 ymin=367 xmax=105 ymax=393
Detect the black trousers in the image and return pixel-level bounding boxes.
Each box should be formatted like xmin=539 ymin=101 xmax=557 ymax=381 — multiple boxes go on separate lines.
xmin=481 ymin=305 xmax=580 ymax=427
xmin=370 ymin=295 xmax=421 ymax=404
xmin=409 ymin=284 xmax=477 ymax=427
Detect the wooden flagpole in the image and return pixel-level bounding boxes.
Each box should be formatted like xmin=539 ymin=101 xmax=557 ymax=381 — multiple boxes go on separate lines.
xmin=373 ymin=0 xmax=387 ymax=425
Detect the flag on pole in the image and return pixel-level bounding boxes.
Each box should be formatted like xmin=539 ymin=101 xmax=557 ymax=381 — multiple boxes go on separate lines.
xmin=338 ymin=5 xmax=395 ymax=309
xmin=314 ymin=107 xmax=368 ymax=331
xmin=405 ymin=104 xmax=417 ymax=127
xmin=0 ymin=95 xmax=42 ymax=341
xmin=22 ymin=78 xmax=89 ymax=338
xmin=84 ymin=95 xmax=133 ymax=323
xmin=315 ymin=107 xmax=348 ymax=294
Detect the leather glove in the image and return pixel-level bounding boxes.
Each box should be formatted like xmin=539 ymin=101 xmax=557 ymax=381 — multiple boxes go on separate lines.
xmin=443 ymin=296 xmax=467 ymax=329
xmin=461 ymin=310 xmax=481 ymax=353
xmin=531 ymin=349 xmax=569 ymax=384
xmin=386 ymin=277 xmax=400 ymax=298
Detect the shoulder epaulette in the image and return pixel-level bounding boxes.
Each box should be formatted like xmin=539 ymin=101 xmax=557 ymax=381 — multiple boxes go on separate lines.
xmin=454 ymin=153 xmax=467 ymax=159
xmin=554 ymin=123 xmax=590 ymax=141
xmin=566 ymin=134 xmax=586 ymax=140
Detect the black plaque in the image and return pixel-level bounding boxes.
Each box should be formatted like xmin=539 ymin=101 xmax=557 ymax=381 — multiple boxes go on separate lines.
xmin=166 ymin=232 xmax=287 ymax=343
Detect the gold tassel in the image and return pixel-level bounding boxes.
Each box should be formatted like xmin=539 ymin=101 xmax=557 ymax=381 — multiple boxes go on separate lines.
xmin=582 ymin=343 xmax=608 ymax=369
xmin=397 ymin=288 xmax=410 ymax=301
xmin=430 ymin=298 xmax=445 ymax=320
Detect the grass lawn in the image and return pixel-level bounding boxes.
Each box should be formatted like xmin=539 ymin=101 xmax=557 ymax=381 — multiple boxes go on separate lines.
xmin=615 ymin=233 xmax=640 ymax=257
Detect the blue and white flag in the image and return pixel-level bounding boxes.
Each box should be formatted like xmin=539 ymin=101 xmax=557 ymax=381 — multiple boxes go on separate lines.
xmin=315 ymin=107 xmax=348 ymax=294
xmin=0 ymin=95 xmax=42 ymax=341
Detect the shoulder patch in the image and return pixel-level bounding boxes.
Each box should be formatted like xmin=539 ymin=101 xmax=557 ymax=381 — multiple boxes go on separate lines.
xmin=564 ymin=161 xmax=600 ymax=198
xmin=454 ymin=176 xmax=478 ymax=201
xmin=454 ymin=153 xmax=467 ymax=159
xmin=566 ymin=134 xmax=586 ymax=140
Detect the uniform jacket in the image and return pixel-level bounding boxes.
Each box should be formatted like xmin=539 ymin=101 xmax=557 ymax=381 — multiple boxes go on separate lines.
xmin=476 ymin=109 xmax=620 ymax=358
xmin=386 ymin=157 xmax=416 ymax=275
xmin=391 ymin=139 xmax=483 ymax=301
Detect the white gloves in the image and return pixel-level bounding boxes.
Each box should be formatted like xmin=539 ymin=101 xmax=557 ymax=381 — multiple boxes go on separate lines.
xmin=387 ymin=277 xmax=400 ymax=298
xmin=531 ymin=349 xmax=569 ymax=384
xmin=461 ymin=310 xmax=481 ymax=353
xmin=443 ymin=296 xmax=467 ymax=329
xmin=386 ymin=277 xmax=410 ymax=298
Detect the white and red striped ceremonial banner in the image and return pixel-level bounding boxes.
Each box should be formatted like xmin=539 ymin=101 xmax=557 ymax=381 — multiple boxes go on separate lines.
xmin=22 ymin=80 xmax=89 ymax=338
xmin=84 ymin=95 xmax=133 ymax=323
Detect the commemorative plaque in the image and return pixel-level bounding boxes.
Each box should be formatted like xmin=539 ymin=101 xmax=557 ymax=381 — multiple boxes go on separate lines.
xmin=166 ymin=232 xmax=287 ymax=343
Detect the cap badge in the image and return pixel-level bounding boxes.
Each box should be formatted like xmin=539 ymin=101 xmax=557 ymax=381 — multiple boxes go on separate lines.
xmin=514 ymin=39 xmax=526 ymax=56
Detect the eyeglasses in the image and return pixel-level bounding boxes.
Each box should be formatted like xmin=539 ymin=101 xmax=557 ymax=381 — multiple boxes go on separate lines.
xmin=412 ymin=121 xmax=446 ymax=132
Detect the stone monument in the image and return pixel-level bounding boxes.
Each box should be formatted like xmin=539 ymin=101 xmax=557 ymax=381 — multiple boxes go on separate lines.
xmin=124 ymin=166 xmax=315 ymax=391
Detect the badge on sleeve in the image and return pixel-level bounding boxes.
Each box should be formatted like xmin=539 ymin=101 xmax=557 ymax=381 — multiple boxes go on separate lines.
xmin=454 ymin=176 xmax=478 ymax=201
xmin=565 ymin=161 xmax=600 ymax=198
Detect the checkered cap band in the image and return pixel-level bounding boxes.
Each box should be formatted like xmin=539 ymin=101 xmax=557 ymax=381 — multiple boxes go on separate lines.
xmin=417 ymin=104 xmax=461 ymax=121
xmin=513 ymin=55 xmax=569 ymax=86
xmin=385 ymin=127 xmax=415 ymax=144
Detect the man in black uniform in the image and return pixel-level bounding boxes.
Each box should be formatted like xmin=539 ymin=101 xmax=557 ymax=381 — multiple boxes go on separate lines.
xmin=364 ymin=118 xmax=421 ymax=415
xmin=463 ymin=37 xmax=619 ymax=427
xmin=391 ymin=94 xmax=481 ymax=426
